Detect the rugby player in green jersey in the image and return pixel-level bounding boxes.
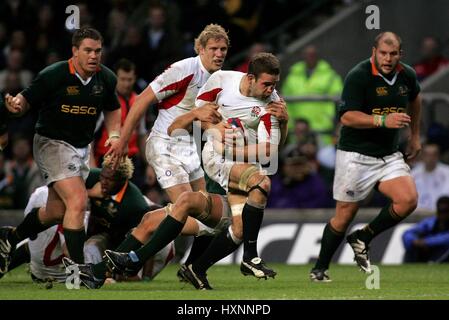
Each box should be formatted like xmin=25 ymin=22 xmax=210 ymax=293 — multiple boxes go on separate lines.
xmin=311 ymin=32 xmax=422 ymax=282
xmin=0 ymin=157 xmax=174 ymax=283
xmin=0 ymin=28 xmax=122 ymax=272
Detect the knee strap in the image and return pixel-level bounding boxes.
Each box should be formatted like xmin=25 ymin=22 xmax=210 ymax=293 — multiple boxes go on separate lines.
xmin=164 ymin=203 xmax=173 ymax=216
xmin=248 ymin=184 xmax=268 ymax=199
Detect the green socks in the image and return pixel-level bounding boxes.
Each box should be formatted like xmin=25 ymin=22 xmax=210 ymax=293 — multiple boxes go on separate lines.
xmin=357 ymin=204 xmax=403 ymax=244
xmin=10 ymin=207 xmax=50 ymax=246
xmin=134 ymin=215 xmax=184 ymax=262
xmin=63 ymin=227 xmax=86 ymax=263
xmin=92 ymin=234 xmax=143 ymax=279
xmin=314 ymin=223 xmax=345 ymax=270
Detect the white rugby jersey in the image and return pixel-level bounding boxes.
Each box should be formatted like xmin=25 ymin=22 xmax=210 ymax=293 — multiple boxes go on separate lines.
xmin=149 ymin=56 xmax=211 ymax=139
xmin=195 ymin=70 xmax=280 ymax=145
xmin=24 ymin=186 xmax=66 ymax=282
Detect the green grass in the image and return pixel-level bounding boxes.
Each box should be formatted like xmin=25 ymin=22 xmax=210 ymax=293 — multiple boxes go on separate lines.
xmin=0 ymin=263 xmax=448 ymax=300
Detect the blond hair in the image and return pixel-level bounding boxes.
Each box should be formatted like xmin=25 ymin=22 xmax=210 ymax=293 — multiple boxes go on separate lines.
xmin=194 ymin=24 xmax=230 ymax=54
xmin=102 ymin=155 xmax=134 ymax=180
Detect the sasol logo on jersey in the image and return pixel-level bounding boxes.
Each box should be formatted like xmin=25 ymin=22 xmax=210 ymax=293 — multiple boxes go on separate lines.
xmin=61 ymin=104 xmax=97 ymax=115
xmin=371 ymin=106 xmax=406 ymax=115
xmin=250 ymin=106 xmax=262 ymax=118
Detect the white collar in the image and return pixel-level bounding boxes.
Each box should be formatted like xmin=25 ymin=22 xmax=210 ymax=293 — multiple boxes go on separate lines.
xmin=378 ymin=71 xmax=398 ymax=86
xmin=75 ymin=72 xmax=93 ymax=86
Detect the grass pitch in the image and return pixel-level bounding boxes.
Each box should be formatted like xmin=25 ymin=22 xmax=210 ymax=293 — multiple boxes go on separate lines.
xmin=0 ymin=263 xmax=448 ymax=300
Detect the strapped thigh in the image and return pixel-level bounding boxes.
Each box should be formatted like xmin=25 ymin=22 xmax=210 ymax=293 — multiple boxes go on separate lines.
xmin=164 ymin=203 xmax=173 ymax=216
xmin=195 ymin=190 xmax=213 ymax=221
xmin=238 ymin=166 xmax=259 ymax=192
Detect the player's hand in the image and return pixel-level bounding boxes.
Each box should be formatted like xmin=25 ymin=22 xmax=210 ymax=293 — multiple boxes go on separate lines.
xmin=207 ymin=121 xmax=233 ymax=143
xmin=105 ymin=137 xmax=128 ymax=170
xmin=405 ymin=136 xmax=421 ymax=160
xmin=194 ymin=103 xmax=222 ymax=124
xmin=4 ymin=93 xmax=24 ymax=114
xmin=266 ymin=98 xmax=288 ymax=124
xmin=385 ymin=112 xmax=411 ymax=129
xmin=104 ymin=135 xmax=120 ymax=149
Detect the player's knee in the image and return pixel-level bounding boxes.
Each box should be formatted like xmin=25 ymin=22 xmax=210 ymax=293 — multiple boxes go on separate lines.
xmin=330 ymin=217 xmax=350 ymax=233
xmin=248 ymin=174 xmax=270 ymax=196
xmin=137 ymin=211 xmax=159 ymax=234
xmin=396 ymin=194 xmax=418 ymax=215
xmin=175 ymin=191 xmax=198 ymax=213
xmin=65 ymin=190 xmax=88 ymax=213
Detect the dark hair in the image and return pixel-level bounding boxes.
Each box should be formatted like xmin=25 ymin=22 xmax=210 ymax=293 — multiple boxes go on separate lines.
xmin=72 ymin=27 xmax=103 ymax=48
xmin=248 ymin=52 xmax=280 ymax=79
xmin=114 ymin=58 xmax=136 ymax=73
xmin=374 ymin=31 xmax=402 ymax=50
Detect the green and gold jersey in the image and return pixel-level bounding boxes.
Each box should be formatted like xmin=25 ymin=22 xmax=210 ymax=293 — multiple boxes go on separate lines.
xmin=86 ymin=169 xmax=151 ymax=246
xmin=205 ymin=173 xmax=226 ymax=195
xmin=0 ymin=96 xmax=8 ymax=135
xmin=21 ymin=59 xmax=120 ymax=148
xmin=338 ymin=58 xmax=420 ymax=157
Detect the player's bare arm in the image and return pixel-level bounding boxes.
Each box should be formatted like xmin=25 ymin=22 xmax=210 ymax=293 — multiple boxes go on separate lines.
xmin=106 ymin=85 xmax=156 ymax=165
xmin=167 ymin=103 xmax=222 ymax=136
xmin=4 ymin=93 xmax=30 ymax=116
xmin=213 ymin=139 xmax=278 ymax=162
xmin=405 ymin=93 xmax=422 ymax=160
xmin=341 ymin=110 xmax=411 ymax=129
xmin=103 ymin=108 xmax=122 ymax=147
xmin=266 ymin=99 xmax=288 ymax=146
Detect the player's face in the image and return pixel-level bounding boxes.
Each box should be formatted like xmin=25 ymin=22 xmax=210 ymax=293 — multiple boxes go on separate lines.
xmin=372 ymin=41 xmax=401 ymax=75
xmin=100 ymin=167 xmax=126 ymax=196
xmin=249 ymin=72 xmax=279 ymax=100
xmin=116 ymin=69 xmax=136 ymax=97
xmin=73 ymin=38 xmax=102 ymax=75
xmin=199 ymin=38 xmax=228 ymax=73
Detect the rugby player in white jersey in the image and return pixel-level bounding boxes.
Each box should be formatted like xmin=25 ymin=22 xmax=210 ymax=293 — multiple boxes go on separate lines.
xmin=106 ymin=24 xmax=229 ymax=203
xmin=179 ymin=52 xmax=288 ymax=286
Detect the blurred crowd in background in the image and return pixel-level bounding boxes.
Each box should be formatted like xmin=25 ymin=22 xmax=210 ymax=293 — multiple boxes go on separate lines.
xmin=1 ymin=0 xmax=449 ymax=214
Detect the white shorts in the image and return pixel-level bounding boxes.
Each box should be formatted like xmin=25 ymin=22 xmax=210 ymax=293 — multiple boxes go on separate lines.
xmin=146 ymin=135 xmax=203 ymax=189
xmin=333 ymin=150 xmax=411 ymax=202
xmin=33 ymin=133 xmax=90 ymax=186
xmin=201 ymin=141 xmax=235 ymax=191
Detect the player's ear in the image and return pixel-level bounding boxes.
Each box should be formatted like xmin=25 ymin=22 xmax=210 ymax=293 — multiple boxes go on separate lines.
xmin=72 ymin=45 xmax=78 ymax=57
xmin=247 ymin=73 xmax=256 ymax=82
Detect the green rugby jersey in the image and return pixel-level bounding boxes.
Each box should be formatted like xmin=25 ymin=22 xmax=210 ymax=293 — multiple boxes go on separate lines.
xmin=338 ymin=58 xmax=420 ymax=157
xmin=205 ymin=173 xmax=226 ymax=195
xmin=86 ymin=169 xmax=151 ymax=246
xmin=0 ymin=96 xmax=8 ymax=135
xmin=21 ymin=59 xmax=120 ymax=148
